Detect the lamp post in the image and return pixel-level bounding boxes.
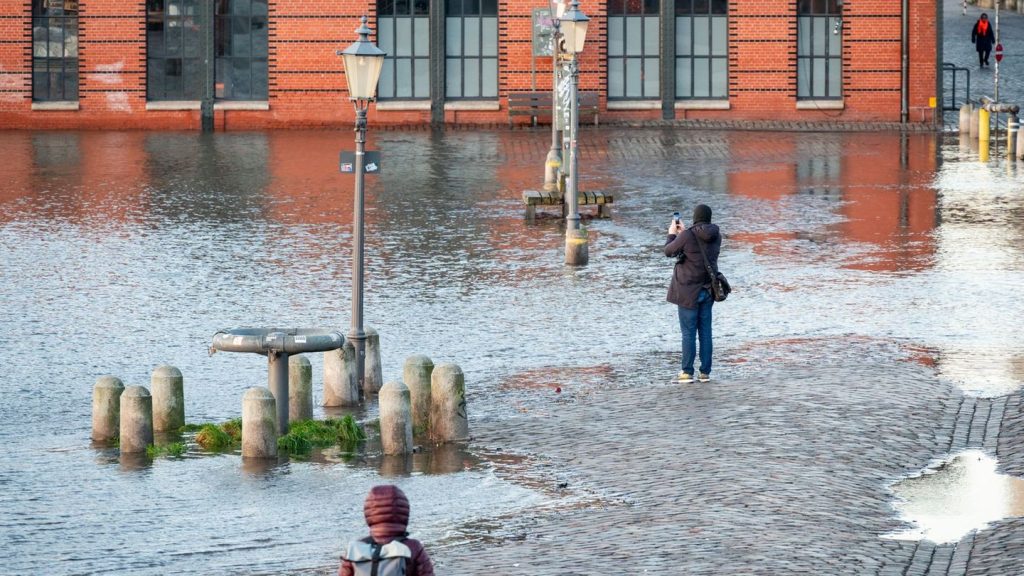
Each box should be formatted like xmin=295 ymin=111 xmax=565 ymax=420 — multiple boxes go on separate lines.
xmin=543 ymin=1 xmax=566 ymax=192
xmin=339 ymin=16 xmax=385 ymax=393
xmin=560 ymin=0 xmax=589 ymax=266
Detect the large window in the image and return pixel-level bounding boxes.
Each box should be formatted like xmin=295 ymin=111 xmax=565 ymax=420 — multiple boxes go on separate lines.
xmin=797 ymin=0 xmax=842 ymax=100
xmin=445 ymin=0 xmax=498 ymax=99
xmin=675 ymin=0 xmax=727 ymax=99
xmin=215 ymin=0 xmax=268 ymax=100
xmin=32 ymin=0 xmax=78 ymax=102
xmin=607 ymin=0 xmax=659 ymax=100
xmin=147 ymin=0 xmax=202 ymax=101
xmin=377 ymin=0 xmax=431 ymax=99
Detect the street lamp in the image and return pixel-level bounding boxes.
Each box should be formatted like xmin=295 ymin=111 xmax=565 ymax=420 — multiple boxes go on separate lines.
xmin=560 ymin=0 xmax=589 ymax=266
xmin=339 ymin=16 xmax=385 ymax=393
xmin=543 ymin=0 xmax=566 ymax=192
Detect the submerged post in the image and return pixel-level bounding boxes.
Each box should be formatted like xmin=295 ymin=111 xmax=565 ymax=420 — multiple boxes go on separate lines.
xmin=364 ymin=327 xmax=384 ymax=395
xmin=403 ymin=355 xmax=434 ymax=436
xmin=151 ymin=365 xmax=184 ymax=432
xmin=970 ymin=107 xmax=981 ymax=140
xmin=267 ymin=348 xmax=290 ymax=435
xmin=242 ymin=387 xmax=278 ymax=458
xmin=379 ymin=381 xmax=413 ymax=455
xmin=324 ymin=341 xmax=359 ymax=406
xmin=429 ymin=363 xmax=469 ymax=443
xmin=288 ymin=355 xmax=313 ymax=422
xmin=119 ymin=386 xmax=154 ymax=454
xmin=1007 ymin=114 xmax=1019 ymax=157
xmin=959 ymin=103 xmax=972 ymax=134
xmin=91 ymin=375 xmax=124 ymax=442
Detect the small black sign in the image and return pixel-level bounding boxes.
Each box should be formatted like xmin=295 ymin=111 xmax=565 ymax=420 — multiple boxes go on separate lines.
xmin=339 ymin=151 xmax=382 ymax=174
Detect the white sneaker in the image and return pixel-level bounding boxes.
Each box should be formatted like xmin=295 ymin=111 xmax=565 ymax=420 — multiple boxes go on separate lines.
xmin=678 ymin=372 xmax=694 ymax=383
xmin=698 ymin=373 xmax=711 ymax=382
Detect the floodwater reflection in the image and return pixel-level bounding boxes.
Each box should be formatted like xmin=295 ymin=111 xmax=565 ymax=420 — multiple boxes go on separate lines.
xmin=886 ymin=450 xmax=1024 ymax=544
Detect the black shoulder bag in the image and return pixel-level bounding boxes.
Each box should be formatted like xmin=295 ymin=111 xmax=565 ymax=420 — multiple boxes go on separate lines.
xmin=694 ymin=231 xmax=731 ymax=302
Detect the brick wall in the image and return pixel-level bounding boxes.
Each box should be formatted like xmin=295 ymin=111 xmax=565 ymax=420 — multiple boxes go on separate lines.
xmin=0 ymin=0 xmax=938 ymax=130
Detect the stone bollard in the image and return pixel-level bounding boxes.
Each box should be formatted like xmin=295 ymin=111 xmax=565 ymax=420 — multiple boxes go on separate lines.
xmin=429 ymin=363 xmax=470 ymax=443
xmin=1017 ymin=123 xmax=1024 ymax=160
xmin=324 ymin=341 xmax=359 ymax=406
xmin=364 ymin=327 xmax=384 ymax=395
xmin=970 ymin=107 xmax=981 ymax=140
xmin=92 ymin=375 xmax=124 ymax=442
xmin=119 ymin=386 xmax=154 ymax=454
xmin=959 ymin=103 xmax=972 ymax=134
xmin=242 ymin=387 xmax=278 ymax=458
xmin=379 ymin=381 xmax=413 ymax=455
xmin=565 ymin=227 xmax=589 ymax=266
xmin=289 ymin=355 xmax=313 ymax=422
xmin=1008 ymin=115 xmax=1019 ymax=158
xmin=151 ymin=365 xmax=184 ymax=432
xmin=403 ymin=355 xmax=433 ymax=436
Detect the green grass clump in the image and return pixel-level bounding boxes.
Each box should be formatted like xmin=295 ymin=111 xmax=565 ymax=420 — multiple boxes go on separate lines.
xmin=277 ymin=416 xmax=366 ymax=456
xmin=195 ymin=424 xmax=234 ymax=451
xmin=221 ymin=418 xmax=242 ymax=443
xmin=179 ymin=423 xmax=205 ymax=433
xmin=146 ymin=442 xmax=187 ymax=458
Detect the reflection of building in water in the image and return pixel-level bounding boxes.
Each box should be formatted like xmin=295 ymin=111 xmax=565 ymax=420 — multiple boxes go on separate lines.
xmin=725 ymin=133 xmax=939 ymax=272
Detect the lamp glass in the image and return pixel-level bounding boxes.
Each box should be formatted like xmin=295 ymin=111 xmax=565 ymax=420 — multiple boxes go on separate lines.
xmin=560 ymin=8 xmax=589 ymax=55
xmin=343 ymin=52 xmax=385 ymax=100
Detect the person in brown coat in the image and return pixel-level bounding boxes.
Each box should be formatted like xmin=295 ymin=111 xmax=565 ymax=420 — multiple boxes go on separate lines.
xmin=339 ymin=485 xmax=434 ymax=576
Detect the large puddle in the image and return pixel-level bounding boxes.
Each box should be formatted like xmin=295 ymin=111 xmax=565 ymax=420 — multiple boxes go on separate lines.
xmin=886 ymin=450 xmax=1024 ymax=544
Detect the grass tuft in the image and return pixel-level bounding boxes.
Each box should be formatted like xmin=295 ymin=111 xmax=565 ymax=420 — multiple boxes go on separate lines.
xmin=277 ymin=416 xmax=366 ymax=455
xmin=146 ymin=442 xmax=187 ymax=458
xmin=195 ymin=424 xmax=234 ymax=451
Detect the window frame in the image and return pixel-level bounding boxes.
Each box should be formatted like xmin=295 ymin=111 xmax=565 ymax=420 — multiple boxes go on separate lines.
xmin=32 ymin=0 xmax=79 ymax=103
xmin=607 ymin=0 xmax=661 ymax=101
xmin=674 ymin=0 xmax=728 ymax=100
xmin=146 ymin=0 xmax=203 ymax=101
xmin=213 ymin=0 xmax=269 ymax=101
xmin=796 ymin=0 xmax=843 ymax=101
xmin=377 ymin=0 xmax=431 ymax=100
xmin=444 ymin=0 xmax=498 ymax=100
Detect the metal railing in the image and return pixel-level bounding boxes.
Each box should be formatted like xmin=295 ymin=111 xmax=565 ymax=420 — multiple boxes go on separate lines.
xmin=942 ymin=63 xmax=971 ymax=112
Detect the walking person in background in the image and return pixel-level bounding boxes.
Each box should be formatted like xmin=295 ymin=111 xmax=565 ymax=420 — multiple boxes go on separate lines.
xmin=665 ymin=204 xmax=722 ymax=384
xmin=340 ymin=485 xmax=434 ymax=576
xmin=972 ymin=13 xmax=995 ymax=68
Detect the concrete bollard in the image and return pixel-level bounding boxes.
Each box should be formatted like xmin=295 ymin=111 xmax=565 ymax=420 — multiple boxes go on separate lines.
xmin=429 ymin=363 xmax=470 ymax=443
xmin=379 ymin=381 xmax=413 ymax=455
xmin=565 ymin=228 xmax=589 ymax=266
xmin=959 ymin=104 xmax=972 ymax=134
xmin=91 ymin=375 xmax=124 ymax=442
xmin=323 ymin=341 xmax=359 ymax=406
xmin=364 ymin=327 xmax=384 ymax=395
xmin=1017 ymin=124 xmax=1024 ymax=160
xmin=119 ymin=386 xmax=154 ymax=454
xmin=289 ymin=355 xmax=313 ymax=422
xmin=403 ymin=355 xmax=433 ymax=436
xmin=242 ymin=387 xmax=278 ymax=458
xmin=151 ymin=365 xmax=184 ymax=432
xmin=970 ymin=107 xmax=981 ymax=140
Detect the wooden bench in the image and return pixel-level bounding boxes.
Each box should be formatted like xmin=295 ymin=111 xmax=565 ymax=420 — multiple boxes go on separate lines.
xmin=522 ymin=189 xmax=613 ymax=219
xmin=508 ymin=91 xmax=600 ymax=127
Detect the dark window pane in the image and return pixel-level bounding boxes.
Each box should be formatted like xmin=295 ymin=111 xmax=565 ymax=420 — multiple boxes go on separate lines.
xmin=252 ymin=0 xmax=267 ymax=16
xmin=414 ymin=0 xmax=429 ymax=15
xmin=482 ymin=0 xmax=497 ymax=15
xmin=675 ymin=0 xmax=691 ymax=13
xmin=378 ymin=0 xmax=394 ymax=15
xmin=609 ymin=0 xmax=625 ymax=14
xmin=798 ymin=0 xmax=813 ymax=14
xmin=396 ymin=0 xmax=409 ymax=14
xmin=694 ymin=0 xmax=709 ymax=14
xmin=812 ymin=0 xmax=826 ymax=14
xmin=252 ymin=59 xmax=268 ymax=99
xmin=645 ymin=0 xmax=659 ymax=14
xmin=711 ymin=0 xmax=727 ymax=14
xmin=464 ymin=0 xmax=479 ymax=15
xmin=446 ymin=0 xmax=461 ymax=15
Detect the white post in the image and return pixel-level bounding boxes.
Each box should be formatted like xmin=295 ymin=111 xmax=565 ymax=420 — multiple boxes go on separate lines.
xmin=151 ymin=365 xmax=184 ymax=432
xmin=429 ymin=363 xmax=470 ymax=443
xmin=323 ymin=341 xmax=360 ymax=406
xmin=119 ymin=386 xmax=154 ymax=454
xmin=288 ymin=355 xmax=313 ymax=422
xmin=242 ymin=387 xmax=278 ymax=458
xmin=379 ymin=381 xmax=413 ymax=455
xmin=402 ymin=355 xmax=434 ymax=436
xmin=364 ymin=327 xmax=384 ymax=395
xmin=91 ymin=375 xmax=124 ymax=442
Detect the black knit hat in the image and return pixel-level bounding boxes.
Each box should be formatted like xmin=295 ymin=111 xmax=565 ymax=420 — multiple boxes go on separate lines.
xmin=693 ymin=204 xmax=712 ymax=224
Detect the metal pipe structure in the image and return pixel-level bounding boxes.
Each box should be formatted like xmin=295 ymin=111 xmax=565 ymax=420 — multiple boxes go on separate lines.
xmin=901 ymin=0 xmax=909 ymax=123
xmin=350 ymin=102 xmax=368 ymax=394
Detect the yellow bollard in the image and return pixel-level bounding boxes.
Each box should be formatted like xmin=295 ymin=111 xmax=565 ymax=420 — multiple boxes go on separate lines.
xmin=979 ymin=109 xmax=991 ymax=146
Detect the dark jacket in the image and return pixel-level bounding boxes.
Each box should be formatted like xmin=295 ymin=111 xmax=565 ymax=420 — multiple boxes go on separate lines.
xmin=340 ymin=485 xmax=435 ymax=576
xmin=972 ymin=20 xmax=995 ymax=52
xmin=665 ymin=223 xmax=722 ymax=309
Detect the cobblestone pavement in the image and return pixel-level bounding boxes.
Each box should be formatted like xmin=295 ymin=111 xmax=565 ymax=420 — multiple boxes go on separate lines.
xmin=943 ymin=0 xmax=1024 ymax=109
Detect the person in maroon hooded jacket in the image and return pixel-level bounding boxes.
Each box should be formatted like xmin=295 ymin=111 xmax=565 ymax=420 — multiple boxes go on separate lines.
xmin=664 ymin=204 xmax=722 ymax=384
xmin=340 ymin=485 xmax=434 ymax=576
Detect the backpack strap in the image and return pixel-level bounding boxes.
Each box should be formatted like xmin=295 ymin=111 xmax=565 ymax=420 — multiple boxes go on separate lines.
xmin=692 ymin=229 xmax=718 ymax=281
xmin=369 ymin=542 xmax=382 ymax=576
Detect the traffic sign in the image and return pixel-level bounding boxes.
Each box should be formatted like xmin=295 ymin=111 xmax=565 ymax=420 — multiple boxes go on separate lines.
xmin=995 ymin=43 xmax=1004 ymax=63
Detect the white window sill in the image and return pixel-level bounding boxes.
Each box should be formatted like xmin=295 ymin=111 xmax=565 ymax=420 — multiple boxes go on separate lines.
xmin=214 ymin=101 xmax=270 ymax=111
xmin=376 ymin=100 xmax=431 ymax=111
xmin=146 ymin=101 xmax=200 ymax=111
xmin=32 ymin=101 xmax=79 ymax=111
xmin=444 ymin=100 xmax=500 ymax=111
xmin=796 ymin=100 xmax=845 ymax=110
xmin=675 ymin=100 xmax=730 ymax=110
xmin=607 ymin=100 xmax=661 ymax=110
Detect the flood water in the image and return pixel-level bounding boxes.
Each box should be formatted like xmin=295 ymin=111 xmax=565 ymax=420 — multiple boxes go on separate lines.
xmin=1 ymin=127 xmax=1023 ymax=573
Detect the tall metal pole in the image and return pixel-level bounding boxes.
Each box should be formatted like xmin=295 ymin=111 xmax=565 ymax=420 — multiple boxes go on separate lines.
xmin=544 ymin=9 xmax=562 ymax=192
xmin=350 ymin=102 xmax=368 ymax=394
xmin=995 ymin=0 xmax=1000 ymax=102
xmin=566 ymin=55 xmax=580 ymax=233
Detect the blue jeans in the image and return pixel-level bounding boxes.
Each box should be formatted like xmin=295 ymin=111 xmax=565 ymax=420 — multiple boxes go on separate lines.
xmin=678 ymin=289 xmax=713 ymax=375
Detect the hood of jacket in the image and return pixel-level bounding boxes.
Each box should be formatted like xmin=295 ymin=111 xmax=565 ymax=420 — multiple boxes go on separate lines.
xmin=364 ymin=485 xmax=410 ymax=542
xmin=691 ymin=222 xmax=720 ymax=244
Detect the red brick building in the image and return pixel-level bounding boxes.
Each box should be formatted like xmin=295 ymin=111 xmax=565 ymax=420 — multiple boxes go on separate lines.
xmin=0 ymin=0 xmax=939 ymax=130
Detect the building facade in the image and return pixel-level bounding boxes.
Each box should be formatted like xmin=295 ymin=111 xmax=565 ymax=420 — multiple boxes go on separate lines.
xmin=0 ymin=0 xmax=939 ymax=130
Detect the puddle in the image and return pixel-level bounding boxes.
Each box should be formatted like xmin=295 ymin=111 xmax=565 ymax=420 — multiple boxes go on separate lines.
xmin=885 ymin=449 xmax=1024 ymax=543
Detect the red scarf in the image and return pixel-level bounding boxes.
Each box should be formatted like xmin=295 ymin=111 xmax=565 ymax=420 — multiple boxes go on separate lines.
xmin=978 ymin=19 xmax=990 ymax=36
